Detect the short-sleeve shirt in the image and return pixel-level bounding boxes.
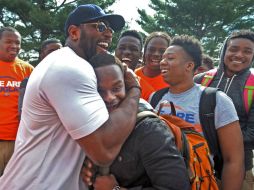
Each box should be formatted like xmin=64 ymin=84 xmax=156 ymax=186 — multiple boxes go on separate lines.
xmin=0 ymin=47 xmax=109 ymax=190
xmin=152 ymin=84 xmax=238 ymax=133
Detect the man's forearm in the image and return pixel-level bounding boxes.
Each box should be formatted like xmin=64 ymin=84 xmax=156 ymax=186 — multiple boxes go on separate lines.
xmin=221 ymin=161 xmax=244 ymax=190
xmin=100 ymin=87 xmax=140 ymax=151
xmin=78 ymin=88 xmax=140 ymax=166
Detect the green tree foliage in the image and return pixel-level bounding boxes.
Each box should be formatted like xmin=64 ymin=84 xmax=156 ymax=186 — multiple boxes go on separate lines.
xmin=137 ymin=0 xmax=254 ymax=62
xmin=0 ymin=0 xmax=116 ymax=66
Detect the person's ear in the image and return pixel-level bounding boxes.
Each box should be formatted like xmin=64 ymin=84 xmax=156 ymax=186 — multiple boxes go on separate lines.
xmin=68 ymin=25 xmax=80 ymax=41
xmin=186 ymin=61 xmax=195 ymax=72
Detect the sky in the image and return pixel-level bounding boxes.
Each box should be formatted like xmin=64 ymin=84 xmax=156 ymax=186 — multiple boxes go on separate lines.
xmin=57 ymin=0 xmax=154 ymax=32
xmin=110 ymin=0 xmax=154 ymax=32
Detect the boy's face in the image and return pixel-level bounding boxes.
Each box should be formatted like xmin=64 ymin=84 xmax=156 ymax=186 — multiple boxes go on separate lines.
xmin=144 ymin=37 xmax=168 ymax=72
xmin=224 ymin=38 xmax=254 ymax=75
xmin=95 ymin=64 xmax=126 ymax=112
xmin=0 ymin=31 xmax=21 ymax=62
xmin=40 ymin=42 xmax=62 ymax=60
xmin=115 ymin=36 xmax=142 ymax=71
xmin=160 ymin=45 xmax=193 ymax=86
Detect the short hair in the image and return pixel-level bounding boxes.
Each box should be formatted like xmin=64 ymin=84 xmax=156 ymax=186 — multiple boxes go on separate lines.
xmin=89 ymin=52 xmax=124 ymax=73
xmin=202 ymin=54 xmax=214 ymax=70
xmin=170 ymin=35 xmax=203 ymax=70
xmin=40 ymin=39 xmax=62 ymax=54
xmin=228 ymin=29 xmax=254 ymax=43
xmin=220 ymin=30 xmax=254 ymax=63
xmin=0 ymin=26 xmax=20 ymax=39
xmin=118 ymin=30 xmax=143 ymax=50
xmin=143 ymin=31 xmax=171 ymax=55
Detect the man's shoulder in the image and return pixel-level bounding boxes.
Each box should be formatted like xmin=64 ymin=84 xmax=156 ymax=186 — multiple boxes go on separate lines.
xmin=15 ymin=58 xmax=34 ymax=68
xmin=215 ymin=90 xmax=230 ymax=99
xmin=136 ymin=114 xmax=172 ymax=137
xmin=194 ymin=72 xmax=206 ymax=83
xmin=194 ymin=68 xmax=219 ymax=83
xmin=172 ymin=84 xmax=203 ymax=97
xmin=47 ymin=48 xmax=92 ymax=74
xmin=215 ymin=90 xmax=237 ymax=114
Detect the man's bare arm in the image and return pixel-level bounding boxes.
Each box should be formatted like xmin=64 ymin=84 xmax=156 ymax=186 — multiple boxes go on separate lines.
xmin=77 ymin=68 xmax=141 ymax=166
xmin=217 ymin=120 xmax=245 ymax=190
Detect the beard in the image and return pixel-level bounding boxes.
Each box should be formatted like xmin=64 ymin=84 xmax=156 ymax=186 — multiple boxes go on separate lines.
xmin=79 ymin=30 xmax=97 ymax=61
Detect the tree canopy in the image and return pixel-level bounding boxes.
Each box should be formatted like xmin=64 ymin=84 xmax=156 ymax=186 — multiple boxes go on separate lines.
xmin=1 ymin=0 xmax=253 ymax=66
xmin=137 ymin=0 xmax=254 ymax=64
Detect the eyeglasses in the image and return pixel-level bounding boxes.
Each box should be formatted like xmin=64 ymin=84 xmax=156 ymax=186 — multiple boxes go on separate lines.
xmin=83 ymin=21 xmax=114 ymax=33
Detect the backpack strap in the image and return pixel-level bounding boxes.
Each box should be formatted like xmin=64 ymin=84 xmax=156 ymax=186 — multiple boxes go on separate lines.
xmin=200 ymin=69 xmax=217 ymax=87
xmin=199 ymin=87 xmax=223 ymax=179
xmin=243 ymin=69 xmax=254 ymax=113
xmin=150 ymin=87 xmax=169 ymax=108
xmin=199 ymin=87 xmax=218 ymax=154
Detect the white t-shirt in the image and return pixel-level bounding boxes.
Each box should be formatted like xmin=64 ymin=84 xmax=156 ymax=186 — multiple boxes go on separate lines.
xmin=0 ymin=47 xmax=109 ymax=190
xmin=151 ymin=84 xmax=238 ymax=133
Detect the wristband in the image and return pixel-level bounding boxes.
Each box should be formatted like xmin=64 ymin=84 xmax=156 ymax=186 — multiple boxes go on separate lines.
xmin=112 ymin=185 xmax=121 ymax=190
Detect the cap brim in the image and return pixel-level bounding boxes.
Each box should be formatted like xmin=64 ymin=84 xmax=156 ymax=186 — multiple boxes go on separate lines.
xmin=89 ymin=14 xmax=125 ymax=32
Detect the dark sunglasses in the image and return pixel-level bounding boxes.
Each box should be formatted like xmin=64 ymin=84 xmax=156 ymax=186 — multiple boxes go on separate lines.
xmin=84 ymin=21 xmax=114 ymax=33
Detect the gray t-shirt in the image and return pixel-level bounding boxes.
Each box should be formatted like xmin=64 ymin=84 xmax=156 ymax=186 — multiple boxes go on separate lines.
xmin=151 ymin=84 xmax=238 ymax=133
xmin=0 ymin=47 xmax=109 ymax=190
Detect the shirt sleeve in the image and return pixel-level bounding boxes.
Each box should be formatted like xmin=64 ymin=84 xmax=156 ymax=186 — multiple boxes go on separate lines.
xmin=41 ymin=61 xmax=109 ymax=139
xmin=215 ymin=91 xmax=239 ymax=129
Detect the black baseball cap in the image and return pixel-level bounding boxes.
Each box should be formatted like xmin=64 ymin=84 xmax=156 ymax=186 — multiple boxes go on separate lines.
xmin=64 ymin=4 xmax=125 ymax=36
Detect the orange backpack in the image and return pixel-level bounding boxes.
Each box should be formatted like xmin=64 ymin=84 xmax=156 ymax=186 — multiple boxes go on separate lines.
xmin=137 ymin=101 xmax=219 ymax=190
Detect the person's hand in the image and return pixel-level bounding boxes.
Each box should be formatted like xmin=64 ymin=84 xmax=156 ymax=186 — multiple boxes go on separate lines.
xmin=93 ymin=174 xmax=118 ymax=190
xmin=81 ymin=158 xmax=96 ymax=186
xmin=123 ymin=63 xmax=141 ymax=92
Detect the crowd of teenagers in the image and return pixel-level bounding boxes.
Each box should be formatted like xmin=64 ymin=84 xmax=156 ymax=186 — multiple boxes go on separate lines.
xmin=0 ymin=3 xmax=253 ymax=190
